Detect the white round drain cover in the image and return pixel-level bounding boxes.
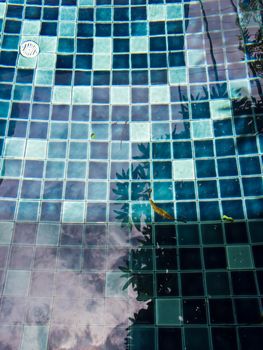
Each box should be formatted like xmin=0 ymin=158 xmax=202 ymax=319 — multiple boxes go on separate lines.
xmin=20 ymin=41 xmax=40 ymax=58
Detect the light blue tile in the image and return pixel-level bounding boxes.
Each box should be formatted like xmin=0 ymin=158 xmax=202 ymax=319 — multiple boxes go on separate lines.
xmin=106 ymin=272 xmax=127 ymax=297
xmin=21 ymin=326 xmax=48 ymax=350
xmin=0 ymin=222 xmax=13 ymax=244
xmin=88 ymin=182 xmax=107 ymax=200
xmin=17 ymin=201 xmax=39 ymax=221
xmin=4 ymin=270 xmax=31 ymax=296
xmin=37 ymin=223 xmax=60 ymax=245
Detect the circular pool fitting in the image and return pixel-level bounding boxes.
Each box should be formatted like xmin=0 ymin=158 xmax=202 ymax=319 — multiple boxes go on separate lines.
xmin=20 ymin=40 xmax=39 ymax=58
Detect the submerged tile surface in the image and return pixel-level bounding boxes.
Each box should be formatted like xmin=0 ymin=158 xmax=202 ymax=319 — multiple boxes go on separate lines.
xmin=0 ymin=0 xmax=263 ymax=349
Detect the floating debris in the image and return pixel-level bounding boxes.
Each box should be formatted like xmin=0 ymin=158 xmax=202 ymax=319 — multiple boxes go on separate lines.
xmin=91 ymin=133 xmax=96 ymax=139
xmin=222 ymin=215 xmax=235 ymax=223
xmin=147 ymin=189 xmax=175 ymax=221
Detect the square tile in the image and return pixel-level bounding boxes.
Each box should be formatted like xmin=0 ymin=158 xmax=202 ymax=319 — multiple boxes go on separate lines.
xmin=18 ymin=56 xmax=37 ymax=69
xmin=130 ymin=122 xmax=151 ymax=142
xmin=25 ymin=140 xmax=47 ymax=159
xmin=63 ymin=202 xmax=85 ymax=223
xmin=210 ymin=100 xmax=232 ymax=120
xmin=35 ymin=70 xmax=54 ymax=85
xmin=148 ymin=5 xmax=166 ymax=21
xmin=169 ymin=68 xmax=186 ymax=84
xmin=59 ymin=22 xmax=76 ymax=37
xmin=192 ymin=120 xmax=213 ymax=139
xmin=230 ymin=80 xmax=250 ymax=99
xmin=187 ymin=50 xmax=206 ymax=66
xmin=0 ymin=3 xmax=6 ymax=19
xmin=150 ymin=86 xmax=170 ymax=104
xmin=39 ymin=37 xmax=57 ymax=53
xmin=111 ymin=87 xmax=130 ymax=105
xmin=4 ymin=139 xmax=25 ymax=158
xmin=173 ymin=159 xmax=195 ymax=180
xmin=227 ymin=245 xmax=254 ymax=269
xmin=106 ymin=272 xmax=127 ymax=297
xmin=17 ymin=201 xmax=39 ymax=221
xmin=53 ymin=87 xmax=72 ymax=104
xmin=22 ymin=21 xmax=41 ymax=35
xmin=4 ymin=270 xmax=31 ymax=296
xmin=167 ymin=4 xmax=183 ymax=19
xmin=37 ymin=224 xmax=60 ymax=245
xmin=21 ymin=326 xmax=48 ymax=350
xmin=94 ymin=38 xmax=112 ymax=53
xmin=59 ymin=6 xmax=77 ymax=21
xmin=0 ymin=222 xmax=13 ymax=244
xmin=37 ymin=53 xmax=56 ymax=69
xmin=156 ymin=298 xmax=182 ymax=325
xmin=93 ymin=55 xmax=111 ymax=70
xmin=130 ymin=37 xmax=148 ymax=53
xmin=72 ymin=86 xmax=91 ymax=104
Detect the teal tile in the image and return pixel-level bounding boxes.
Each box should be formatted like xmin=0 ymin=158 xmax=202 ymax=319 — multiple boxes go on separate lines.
xmin=91 ymin=124 xmax=109 ymax=140
xmin=39 ymin=37 xmax=57 ymax=53
xmin=18 ymin=56 xmax=37 ymax=69
xmin=45 ymin=161 xmax=65 ymax=178
xmin=13 ymin=86 xmax=32 ymax=101
xmin=4 ymin=270 xmax=31 ymax=296
xmin=79 ymin=0 xmax=94 ymax=5
xmin=156 ymin=298 xmax=182 ymax=325
xmin=0 ymin=159 xmax=22 ymax=177
xmin=88 ymin=182 xmax=107 ymax=200
xmin=60 ymin=6 xmax=77 ymax=21
xmin=0 ymin=222 xmax=13 ymax=244
xmin=21 ymin=326 xmax=48 ymax=350
xmin=35 ymin=70 xmax=53 ymax=86
xmin=226 ymin=245 xmax=254 ymax=269
xmin=59 ymin=22 xmax=76 ymax=37
xmin=37 ymin=223 xmax=60 ymax=245
xmin=71 ymin=123 xmax=89 ymax=139
xmin=111 ymin=142 xmax=129 ymax=160
xmin=17 ymin=201 xmax=39 ymax=221
xmin=167 ymin=4 xmax=183 ymax=19
xmin=169 ymin=68 xmax=186 ymax=84
xmin=67 ymin=161 xmax=87 ymax=179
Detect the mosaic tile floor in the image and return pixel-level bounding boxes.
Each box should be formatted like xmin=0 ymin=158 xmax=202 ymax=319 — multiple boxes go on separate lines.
xmin=0 ymin=0 xmax=263 ymax=349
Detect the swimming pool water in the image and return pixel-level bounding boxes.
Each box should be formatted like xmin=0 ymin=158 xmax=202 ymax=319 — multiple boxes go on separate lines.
xmin=0 ymin=0 xmax=262 ymax=349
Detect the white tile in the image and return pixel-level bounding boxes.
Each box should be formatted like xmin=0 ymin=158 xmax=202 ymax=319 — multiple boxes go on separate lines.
xmin=173 ymin=159 xmax=195 ymax=180
xmin=130 ymin=122 xmax=151 ymax=142
xmin=63 ymin=202 xmax=85 ymax=223
xmin=150 ymin=86 xmax=170 ymax=104
xmin=111 ymin=87 xmax=130 ymax=105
